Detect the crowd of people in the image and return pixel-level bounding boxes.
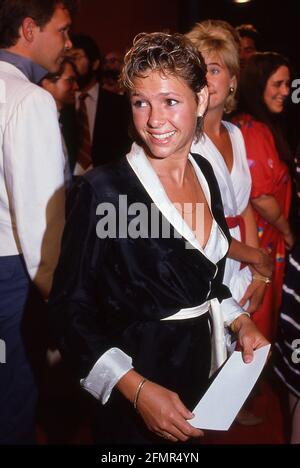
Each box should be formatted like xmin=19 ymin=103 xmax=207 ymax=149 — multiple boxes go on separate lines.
xmin=0 ymin=0 xmax=299 ymax=445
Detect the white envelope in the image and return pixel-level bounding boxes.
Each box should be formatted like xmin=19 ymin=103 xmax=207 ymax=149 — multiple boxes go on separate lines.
xmin=190 ymin=344 xmax=271 ymax=430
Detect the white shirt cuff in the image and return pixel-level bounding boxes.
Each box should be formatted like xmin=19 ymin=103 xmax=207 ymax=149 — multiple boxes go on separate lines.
xmin=221 ymin=297 xmax=250 ymax=327
xmin=80 ymin=347 xmax=133 ymax=404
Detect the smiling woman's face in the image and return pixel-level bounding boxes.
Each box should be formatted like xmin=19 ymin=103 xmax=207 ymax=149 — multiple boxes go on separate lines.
xmin=263 ymin=65 xmax=290 ymax=114
xmin=130 ymin=69 xmax=208 ymax=161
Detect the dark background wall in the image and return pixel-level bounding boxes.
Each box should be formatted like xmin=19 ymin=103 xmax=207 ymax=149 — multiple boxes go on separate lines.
xmin=178 ymin=0 xmax=299 ymax=73
xmin=73 ymin=0 xmax=298 ymax=72
xmin=73 ymin=0 xmax=181 ymax=54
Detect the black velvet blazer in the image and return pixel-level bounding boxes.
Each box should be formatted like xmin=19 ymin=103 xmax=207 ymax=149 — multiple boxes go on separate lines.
xmin=49 ymin=152 xmax=232 ymax=379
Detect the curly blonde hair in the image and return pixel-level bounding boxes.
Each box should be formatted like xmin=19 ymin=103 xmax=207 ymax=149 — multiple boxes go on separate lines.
xmin=186 ymin=20 xmax=240 ymax=114
xmin=120 ymin=32 xmax=207 ymax=140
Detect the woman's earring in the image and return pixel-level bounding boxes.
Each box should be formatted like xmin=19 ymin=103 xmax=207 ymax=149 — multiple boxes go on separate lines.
xmin=229 ymin=86 xmax=235 ymax=94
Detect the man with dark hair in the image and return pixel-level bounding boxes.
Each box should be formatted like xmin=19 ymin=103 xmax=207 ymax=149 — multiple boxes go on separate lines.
xmin=70 ymin=34 xmax=102 ymax=90
xmin=102 ymin=51 xmax=124 ymax=95
xmin=0 ymin=0 xmax=78 ymax=49
xmin=41 ymin=58 xmax=78 ymax=110
xmin=65 ymin=34 xmax=131 ymax=174
xmin=0 ymin=0 xmax=77 ymax=444
xmin=235 ymin=24 xmax=260 ymax=68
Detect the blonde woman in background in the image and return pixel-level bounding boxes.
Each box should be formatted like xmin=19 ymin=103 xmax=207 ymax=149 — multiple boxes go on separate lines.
xmin=187 ymin=21 xmax=272 ymax=329
xmin=187 ymin=20 xmax=272 ymax=425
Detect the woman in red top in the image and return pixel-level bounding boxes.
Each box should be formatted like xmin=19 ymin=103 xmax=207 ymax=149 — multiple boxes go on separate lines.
xmin=234 ymin=52 xmax=294 ymax=341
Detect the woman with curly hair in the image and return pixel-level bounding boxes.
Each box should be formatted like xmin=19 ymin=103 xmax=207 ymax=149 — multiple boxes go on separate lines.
xmin=49 ymin=32 xmax=268 ymax=444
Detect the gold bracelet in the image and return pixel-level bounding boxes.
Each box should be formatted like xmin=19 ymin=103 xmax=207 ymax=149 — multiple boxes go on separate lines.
xmin=230 ymin=313 xmax=250 ymax=334
xmin=230 ymin=319 xmax=240 ymax=334
xmin=133 ymin=378 xmax=147 ymax=410
xmin=252 ymin=273 xmax=271 ymax=284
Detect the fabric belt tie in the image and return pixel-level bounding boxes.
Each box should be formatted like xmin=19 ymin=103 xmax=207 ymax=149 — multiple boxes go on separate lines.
xmin=226 ymin=215 xmax=246 ymax=243
xmin=161 ymin=298 xmax=227 ymax=375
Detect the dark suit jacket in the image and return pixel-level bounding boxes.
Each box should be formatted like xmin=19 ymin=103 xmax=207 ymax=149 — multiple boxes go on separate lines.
xmin=60 ymin=86 xmax=132 ymax=172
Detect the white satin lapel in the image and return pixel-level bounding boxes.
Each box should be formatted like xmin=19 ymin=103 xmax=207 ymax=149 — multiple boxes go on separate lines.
xmin=189 ymin=153 xmax=229 ymax=257
xmin=188 ymin=153 xmax=211 ymax=208
xmin=195 ymin=131 xmax=238 ymax=215
xmin=126 ymin=143 xmax=228 ymax=258
xmin=126 ymin=143 xmax=203 ymax=253
xmin=221 ymin=121 xmax=239 ymax=213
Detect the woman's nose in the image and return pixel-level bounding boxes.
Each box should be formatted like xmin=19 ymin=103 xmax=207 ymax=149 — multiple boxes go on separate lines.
xmin=147 ymin=106 xmax=165 ymax=128
xmin=281 ymin=83 xmax=290 ymax=96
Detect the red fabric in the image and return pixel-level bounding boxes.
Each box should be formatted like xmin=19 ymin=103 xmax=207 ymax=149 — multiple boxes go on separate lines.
xmin=226 ymin=215 xmax=246 ymax=243
xmin=233 ymin=114 xmax=292 ymax=342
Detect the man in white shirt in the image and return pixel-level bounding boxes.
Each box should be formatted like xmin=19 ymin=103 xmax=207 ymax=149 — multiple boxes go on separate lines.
xmin=0 ymin=0 xmax=77 ymax=444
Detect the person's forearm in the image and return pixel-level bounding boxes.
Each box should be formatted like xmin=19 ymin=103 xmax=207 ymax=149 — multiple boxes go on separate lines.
xmin=228 ymin=238 xmax=261 ymax=264
xmin=116 ymin=369 xmax=144 ymax=402
xmin=251 ymin=195 xmax=291 ymax=236
xmin=241 ymin=203 xmax=259 ymax=248
xmin=272 ymin=213 xmax=291 ymax=236
xmin=228 ymin=238 xmax=273 ymax=277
